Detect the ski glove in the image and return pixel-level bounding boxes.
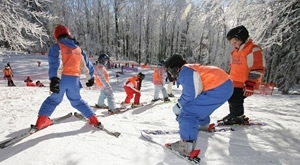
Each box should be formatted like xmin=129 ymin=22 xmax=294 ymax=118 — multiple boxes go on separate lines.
xmin=50 ymin=77 xmax=60 ymax=93
xmin=86 ymin=78 xmax=94 ymax=87
xmin=243 ymin=80 xmax=256 ymax=97
xmin=173 ymin=102 xmax=182 ymax=121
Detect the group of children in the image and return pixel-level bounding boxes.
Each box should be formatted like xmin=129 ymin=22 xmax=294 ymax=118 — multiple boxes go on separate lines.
xmin=3 ymin=24 xmax=265 ymax=161
xmin=93 ymin=54 xmax=178 ymax=115
xmin=2 ymin=62 xmax=45 ymax=87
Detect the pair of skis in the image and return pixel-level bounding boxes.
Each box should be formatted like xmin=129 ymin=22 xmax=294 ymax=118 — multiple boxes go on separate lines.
xmin=141 ymin=120 xmax=267 ymax=164
xmin=0 ymin=112 xmax=120 ymax=149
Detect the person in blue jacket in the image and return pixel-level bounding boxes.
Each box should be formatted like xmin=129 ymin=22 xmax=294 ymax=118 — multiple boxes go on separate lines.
xmin=34 ymin=24 xmax=101 ymax=130
xmin=164 ymin=54 xmax=233 ymax=158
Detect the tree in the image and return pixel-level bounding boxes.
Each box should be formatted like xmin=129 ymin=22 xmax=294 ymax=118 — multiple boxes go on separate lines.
xmin=0 ymin=0 xmax=50 ymax=51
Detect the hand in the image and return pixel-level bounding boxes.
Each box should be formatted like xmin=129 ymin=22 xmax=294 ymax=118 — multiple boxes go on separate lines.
xmin=50 ymin=77 xmax=60 ymax=93
xmin=243 ymin=80 xmax=256 ymax=97
xmin=86 ymin=78 xmax=94 ymax=87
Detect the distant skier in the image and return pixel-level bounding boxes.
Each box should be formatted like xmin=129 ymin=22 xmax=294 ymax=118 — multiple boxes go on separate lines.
xmin=35 ymin=80 xmax=45 ymax=87
xmin=121 ymin=72 xmax=145 ymax=108
xmin=24 ymin=76 xmax=36 ymax=86
xmin=3 ymin=65 xmax=16 ymax=86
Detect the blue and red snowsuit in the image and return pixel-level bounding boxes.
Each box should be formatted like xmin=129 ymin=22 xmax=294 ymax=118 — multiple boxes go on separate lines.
xmin=176 ymin=64 xmax=233 ymax=141
xmin=37 ymin=38 xmax=95 ymax=118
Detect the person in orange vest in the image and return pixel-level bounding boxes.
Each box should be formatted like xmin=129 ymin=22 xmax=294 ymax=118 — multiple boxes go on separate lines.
xmin=24 ymin=76 xmax=36 ymax=86
xmin=3 ymin=65 xmax=16 ymax=86
xmin=122 ymin=72 xmax=145 ymax=108
xmin=163 ymin=54 xmax=233 ymax=158
xmin=33 ymin=24 xmax=101 ymax=130
xmin=152 ymin=60 xmax=170 ymax=102
xmin=94 ymin=53 xmax=119 ymax=114
xmin=218 ymin=25 xmax=265 ymax=125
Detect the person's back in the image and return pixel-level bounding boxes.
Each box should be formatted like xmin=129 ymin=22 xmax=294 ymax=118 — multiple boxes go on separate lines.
xmin=163 ymin=54 xmax=233 ymax=158
xmin=34 ymin=24 xmax=100 ymax=130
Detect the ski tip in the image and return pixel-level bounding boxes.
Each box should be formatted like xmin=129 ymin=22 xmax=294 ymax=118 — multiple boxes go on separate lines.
xmin=189 ymin=149 xmax=201 ymax=158
xmin=165 ymin=143 xmax=171 ymax=148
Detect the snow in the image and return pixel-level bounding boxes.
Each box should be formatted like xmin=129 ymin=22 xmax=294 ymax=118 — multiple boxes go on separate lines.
xmin=0 ymin=52 xmax=299 ymax=165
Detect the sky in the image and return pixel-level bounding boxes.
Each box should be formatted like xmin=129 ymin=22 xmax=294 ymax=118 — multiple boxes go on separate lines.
xmin=0 ymin=51 xmax=299 ymax=165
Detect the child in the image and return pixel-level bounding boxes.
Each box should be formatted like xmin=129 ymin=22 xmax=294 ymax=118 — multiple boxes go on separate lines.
xmin=24 ymin=76 xmax=36 ymax=86
xmin=36 ymin=80 xmax=45 ymax=87
xmin=3 ymin=65 xmax=16 ymax=86
xmin=164 ymin=54 xmax=233 ymax=158
xmin=122 ymin=72 xmax=145 ymax=107
xmin=94 ymin=54 xmax=119 ymax=114
xmin=152 ymin=60 xmax=170 ymax=102
xmin=34 ymin=24 xmax=101 ymax=130
xmin=219 ymin=25 xmax=265 ymax=125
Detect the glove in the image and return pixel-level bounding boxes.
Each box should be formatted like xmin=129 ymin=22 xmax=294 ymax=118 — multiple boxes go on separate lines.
xmin=50 ymin=77 xmax=60 ymax=93
xmin=243 ymin=80 xmax=256 ymax=97
xmin=86 ymin=78 xmax=94 ymax=87
xmin=173 ymin=103 xmax=182 ymax=121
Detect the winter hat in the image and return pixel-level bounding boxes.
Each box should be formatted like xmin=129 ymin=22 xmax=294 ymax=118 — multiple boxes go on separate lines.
xmin=227 ymin=25 xmax=249 ymax=43
xmin=54 ymin=24 xmax=72 ymax=40
xmin=164 ymin=54 xmax=187 ymax=69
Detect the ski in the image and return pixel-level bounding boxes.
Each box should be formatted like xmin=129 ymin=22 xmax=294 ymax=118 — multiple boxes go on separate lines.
xmin=0 ymin=112 xmax=73 ymax=149
xmin=73 ymin=112 xmax=121 ymax=138
xmin=142 ymin=127 xmax=234 ymax=136
xmin=98 ymin=102 xmax=154 ymax=117
xmin=216 ymin=120 xmax=267 ymax=127
xmin=90 ymin=104 xmax=109 ymax=109
xmin=141 ymin=130 xmax=201 ymax=164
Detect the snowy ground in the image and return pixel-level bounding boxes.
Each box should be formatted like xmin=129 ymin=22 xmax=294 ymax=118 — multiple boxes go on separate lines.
xmin=0 ymin=52 xmax=299 ymax=165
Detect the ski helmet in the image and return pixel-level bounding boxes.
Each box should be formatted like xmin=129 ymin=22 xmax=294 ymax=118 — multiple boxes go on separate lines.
xmin=164 ymin=54 xmax=186 ymax=79
xmin=54 ymin=24 xmax=72 ymax=40
xmin=158 ymin=59 xmax=165 ymax=66
xmin=98 ymin=53 xmax=110 ymax=65
xmin=164 ymin=54 xmax=186 ymax=69
xmin=226 ymin=25 xmax=249 ymax=43
xmin=137 ymin=72 xmax=145 ymax=80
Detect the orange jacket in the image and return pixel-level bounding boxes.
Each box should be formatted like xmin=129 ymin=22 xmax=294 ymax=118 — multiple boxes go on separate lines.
xmin=94 ymin=65 xmax=109 ymax=88
xmin=3 ymin=68 xmax=13 ymax=76
xmin=124 ymin=75 xmax=142 ymax=91
xmin=152 ymin=67 xmax=164 ymax=85
xmin=229 ymin=40 xmax=265 ymax=88
xmin=58 ymin=43 xmax=82 ymax=77
xmin=185 ymin=64 xmax=230 ymax=91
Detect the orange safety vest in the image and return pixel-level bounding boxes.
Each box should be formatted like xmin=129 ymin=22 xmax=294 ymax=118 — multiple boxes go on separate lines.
xmin=152 ymin=68 xmax=163 ymax=85
xmin=58 ymin=43 xmax=82 ymax=77
xmin=95 ymin=65 xmax=109 ymax=88
xmin=3 ymin=68 xmax=12 ymax=76
xmin=229 ymin=40 xmax=265 ymax=88
xmin=185 ymin=64 xmax=230 ymax=91
xmin=125 ymin=75 xmax=139 ymax=89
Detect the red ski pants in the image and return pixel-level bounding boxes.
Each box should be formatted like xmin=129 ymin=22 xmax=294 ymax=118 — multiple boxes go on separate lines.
xmin=124 ymin=86 xmax=140 ymax=105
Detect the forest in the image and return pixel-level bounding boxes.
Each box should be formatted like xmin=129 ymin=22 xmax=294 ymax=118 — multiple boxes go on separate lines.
xmin=0 ymin=0 xmax=299 ymax=94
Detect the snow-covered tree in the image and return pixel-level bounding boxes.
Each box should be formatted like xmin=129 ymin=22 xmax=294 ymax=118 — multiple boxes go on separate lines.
xmin=0 ymin=0 xmax=50 ymax=51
